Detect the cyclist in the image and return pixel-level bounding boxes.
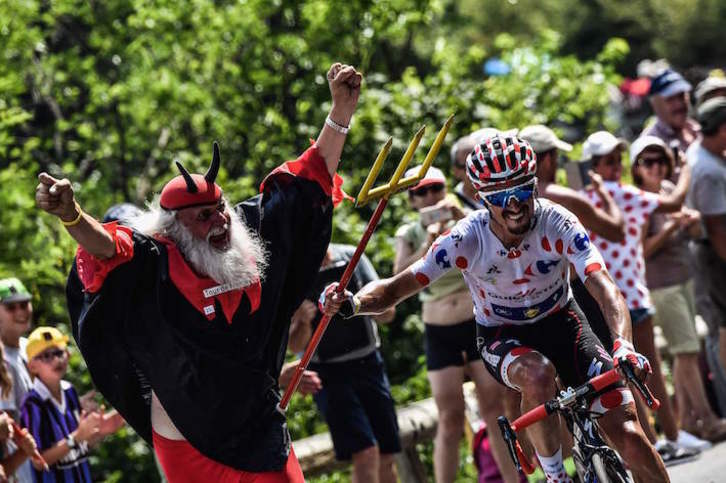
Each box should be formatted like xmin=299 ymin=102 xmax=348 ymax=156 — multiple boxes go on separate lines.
xmin=321 ymin=134 xmax=669 ymax=483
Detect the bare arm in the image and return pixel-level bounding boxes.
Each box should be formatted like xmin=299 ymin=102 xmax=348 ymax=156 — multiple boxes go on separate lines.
xmin=373 ymin=306 xmax=396 ymax=324
xmin=288 ymin=300 xmax=316 ymax=353
xmin=356 ymin=268 xmax=423 ymax=316
xmin=584 ymin=270 xmax=632 ymax=342
xmin=315 ymin=64 xmax=362 ymax=177
xmin=36 ymin=173 xmax=115 ymax=259
xmin=546 ymin=183 xmax=625 ymax=242
xmin=703 ymin=214 xmax=726 ymax=261
xmin=655 ymin=162 xmax=691 ymax=213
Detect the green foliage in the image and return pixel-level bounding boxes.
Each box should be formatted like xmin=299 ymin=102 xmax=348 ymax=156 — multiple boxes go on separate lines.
xmin=0 ymin=0 xmax=630 ymax=480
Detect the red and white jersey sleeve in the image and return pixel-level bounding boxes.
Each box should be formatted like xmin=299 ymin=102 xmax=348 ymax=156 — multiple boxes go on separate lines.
xmin=581 ymin=182 xmax=660 ymax=309
xmin=410 ymin=200 xmax=604 ymax=327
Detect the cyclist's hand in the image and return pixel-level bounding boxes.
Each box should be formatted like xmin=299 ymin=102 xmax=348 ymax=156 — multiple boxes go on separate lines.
xmin=612 ymin=337 xmax=651 ymax=376
xmin=318 ymin=283 xmax=361 ymax=319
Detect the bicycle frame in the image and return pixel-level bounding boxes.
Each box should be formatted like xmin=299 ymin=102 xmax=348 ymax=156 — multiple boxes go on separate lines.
xmin=497 ymin=359 xmax=660 ymax=476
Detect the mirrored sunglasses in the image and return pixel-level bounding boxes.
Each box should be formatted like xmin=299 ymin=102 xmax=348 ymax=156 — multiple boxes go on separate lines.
xmin=35 ymin=348 xmax=67 ymax=363
xmin=481 ymin=179 xmax=536 ymax=208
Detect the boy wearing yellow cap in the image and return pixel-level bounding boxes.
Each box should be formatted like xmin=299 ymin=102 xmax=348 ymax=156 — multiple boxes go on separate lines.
xmin=20 ymin=327 xmax=122 ymax=482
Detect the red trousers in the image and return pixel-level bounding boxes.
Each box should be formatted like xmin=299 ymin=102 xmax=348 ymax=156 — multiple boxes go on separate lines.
xmin=153 ymin=431 xmax=305 ymax=483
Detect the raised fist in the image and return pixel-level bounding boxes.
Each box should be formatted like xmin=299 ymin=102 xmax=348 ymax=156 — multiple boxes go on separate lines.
xmin=36 ymin=172 xmax=78 ymax=222
xmin=327 ymin=63 xmax=362 ymax=121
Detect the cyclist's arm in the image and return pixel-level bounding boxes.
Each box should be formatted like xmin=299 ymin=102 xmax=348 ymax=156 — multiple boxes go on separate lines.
xmin=356 ymin=269 xmax=423 ymax=316
xmin=394 ymin=231 xmax=435 ymax=273
xmin=584 ymin=270 xmax=632 ymax=341
xmin=547 ymin=184 xmax=625 ymax=242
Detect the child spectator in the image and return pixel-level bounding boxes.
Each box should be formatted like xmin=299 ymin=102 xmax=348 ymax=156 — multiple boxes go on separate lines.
xmin=20 ymin=327 xmax=122 ymax=483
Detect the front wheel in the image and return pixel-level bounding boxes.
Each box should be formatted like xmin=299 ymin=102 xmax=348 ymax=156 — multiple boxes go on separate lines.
xmin=592 ymin=450 xmax=631 ymax=483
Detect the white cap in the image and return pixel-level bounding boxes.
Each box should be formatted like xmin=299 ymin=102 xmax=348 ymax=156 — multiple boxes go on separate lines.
xmin=519 ymin=124 xmax=573 ymax=153
xmin=405 ymin=165 xmax=446 ymax=190
xmin=629 ymin=135 xmax=667 ymax=162
xmin=582 ymin=131 xmax=627 ymax=159
xmin=695 ymin=76 xmax=726 ymax=105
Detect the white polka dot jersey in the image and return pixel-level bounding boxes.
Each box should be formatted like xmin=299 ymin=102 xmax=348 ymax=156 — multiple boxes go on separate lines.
xmin=409 ymin=199 xmax=605 ymax=327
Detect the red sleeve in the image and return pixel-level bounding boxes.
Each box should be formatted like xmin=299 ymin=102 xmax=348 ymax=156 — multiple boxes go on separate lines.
xmin=76 ymin=222 xmax=135 ymax=293
xmin=259 ymin=142 xmax=351 ymax=207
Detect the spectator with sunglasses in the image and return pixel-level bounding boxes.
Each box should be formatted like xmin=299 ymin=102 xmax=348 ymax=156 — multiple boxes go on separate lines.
xmin=324 ymin=134 xmax=669 ymax=483
xmin=632 ymin=135 xmax=726 ymax=445
xmin=393 ymin=166 xmax=521 ymax=483
xmin=0 ymin=278 xmax=37 ymax=483
xmin=21 ymin=327 xmax=124 ymax=483
xmin=580 ymin=130 xmax=699 ymax=463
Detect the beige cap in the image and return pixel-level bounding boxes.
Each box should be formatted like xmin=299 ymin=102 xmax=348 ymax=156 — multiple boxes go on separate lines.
xmin=519 ymin=125 xmax=573 ymax=153
xmin=582 ymin=131 xmax=627 ymax=159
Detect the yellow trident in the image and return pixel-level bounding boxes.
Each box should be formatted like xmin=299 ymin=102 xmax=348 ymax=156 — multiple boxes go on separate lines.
xmin=279 ymin=113 xmax=455 ymax=411
xmin=355 ymin=114 xmax=455 ymax=206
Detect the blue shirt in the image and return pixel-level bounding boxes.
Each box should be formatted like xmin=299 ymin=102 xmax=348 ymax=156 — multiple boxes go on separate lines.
xmin=20 ymin=379 xmax=92 ymax=483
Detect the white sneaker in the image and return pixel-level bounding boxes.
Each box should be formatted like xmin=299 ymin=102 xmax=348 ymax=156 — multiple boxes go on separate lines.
xmin=676 ymin=430 xmax=712 ymax=451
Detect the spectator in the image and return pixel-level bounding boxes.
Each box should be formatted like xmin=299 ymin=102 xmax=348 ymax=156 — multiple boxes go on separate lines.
xmin=288 ymin=244 xmax=399 ymax=483
xmin=633 ymin=135 xmax=726 ymax=443
xmin=686 ymin=98 xmax=726 ymax=374
xmin=393 ymin=167 xmax=521 ymax=483
xmin=0 ymin=278 xmax=36 ymax=483
xmin=695 ymin=75 xmax=726 ymax=106
xmin=580 ymin=130 xmax=701 ymax=463
xmin=643 ymin=68 xmax=700 ymax=153
xmin=21 ymin=327 xmax=123 ymax=483
xmin=519 ymin=124 xmax=625 ymax=243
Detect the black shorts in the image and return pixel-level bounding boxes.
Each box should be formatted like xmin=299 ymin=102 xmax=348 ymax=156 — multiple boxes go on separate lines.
xmin=476 ymin=300 xmax=617 ymax=390
xmin=310 ymin=351 xmax=401 ymax=460
xmin=424 ymin=319 xmax=480 ymax=370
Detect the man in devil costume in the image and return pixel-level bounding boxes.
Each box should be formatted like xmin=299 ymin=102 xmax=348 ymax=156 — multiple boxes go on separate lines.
xmin=35 ymin=63 xmax=362 ymax=482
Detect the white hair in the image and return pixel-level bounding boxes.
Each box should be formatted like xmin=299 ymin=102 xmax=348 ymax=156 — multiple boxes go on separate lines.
xmin=131 ymin=196 xmax=268 ymax=288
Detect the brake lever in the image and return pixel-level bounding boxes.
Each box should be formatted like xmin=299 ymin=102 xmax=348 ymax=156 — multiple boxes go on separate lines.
xmin=497 ymin=416 xmax=522 ymax=472
xmin=620 ymin=359 xmax=661 ymax=410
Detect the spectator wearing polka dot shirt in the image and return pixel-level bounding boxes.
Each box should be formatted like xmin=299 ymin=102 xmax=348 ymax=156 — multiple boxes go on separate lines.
xmin=581 ymin=130 xmax=695 ymax=459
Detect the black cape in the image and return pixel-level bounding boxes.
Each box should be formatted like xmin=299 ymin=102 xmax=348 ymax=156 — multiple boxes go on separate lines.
xmin=66 ymin=162 xmax=332 ymax=472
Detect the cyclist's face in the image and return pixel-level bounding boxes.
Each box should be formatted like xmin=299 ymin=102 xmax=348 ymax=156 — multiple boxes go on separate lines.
xmin=478 ymin=179 xmax=536 ymax=236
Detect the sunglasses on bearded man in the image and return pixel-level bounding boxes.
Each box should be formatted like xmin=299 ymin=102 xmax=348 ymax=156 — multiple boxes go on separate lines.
xmin=480 ymin=178 xmax=537 ymax=208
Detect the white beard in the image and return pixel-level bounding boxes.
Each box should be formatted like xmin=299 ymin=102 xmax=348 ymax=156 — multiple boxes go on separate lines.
xmin=131 ymin=198 xmax=268 ymax=288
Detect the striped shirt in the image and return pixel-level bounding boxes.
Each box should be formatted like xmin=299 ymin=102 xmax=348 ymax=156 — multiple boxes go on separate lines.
xmin=20 ymin=379 xmax=92 ymax=483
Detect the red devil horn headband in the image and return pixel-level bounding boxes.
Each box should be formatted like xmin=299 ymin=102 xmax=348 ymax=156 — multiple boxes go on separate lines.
xmin=160 ymin=141 xmax=223 ymax=210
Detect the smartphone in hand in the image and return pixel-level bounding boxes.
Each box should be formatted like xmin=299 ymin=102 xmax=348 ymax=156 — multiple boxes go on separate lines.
xmin=420 ymin=205 xmax=452 ymax=226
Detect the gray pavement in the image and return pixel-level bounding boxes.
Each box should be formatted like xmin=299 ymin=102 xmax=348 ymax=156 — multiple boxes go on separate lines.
xmin=667 ymin=441 xmax=726 ymax=483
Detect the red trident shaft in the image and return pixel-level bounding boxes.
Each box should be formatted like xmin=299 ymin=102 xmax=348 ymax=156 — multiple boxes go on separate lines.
xmin=279 ymin=114 xmax=454 ymax=410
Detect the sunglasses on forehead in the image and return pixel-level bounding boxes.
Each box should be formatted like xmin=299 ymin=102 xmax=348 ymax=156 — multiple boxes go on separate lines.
xmin=410 ymin=183 xmax=444 ymax=197
xmin=480 ymin=178 xmax=537 ymax=208
xmin=3 ymin=300 xmax=30 ymax=312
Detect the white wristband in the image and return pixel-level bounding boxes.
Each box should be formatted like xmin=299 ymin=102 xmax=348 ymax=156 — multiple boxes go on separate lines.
xmin=325 ymin=116 xmax=350 ymax=134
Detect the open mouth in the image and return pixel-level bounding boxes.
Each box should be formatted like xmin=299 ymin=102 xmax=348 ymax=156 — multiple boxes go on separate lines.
xmin=208 ymin=225 xmax=230 ymax=247
xmin=503 ymin=205 xmax=528 ymax=223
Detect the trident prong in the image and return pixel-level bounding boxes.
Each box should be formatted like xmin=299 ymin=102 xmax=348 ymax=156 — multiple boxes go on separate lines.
xmin=279 ymin=113 xmax=455 ymax=411
xmin=356 ymin=114 xmax=455 ymax=206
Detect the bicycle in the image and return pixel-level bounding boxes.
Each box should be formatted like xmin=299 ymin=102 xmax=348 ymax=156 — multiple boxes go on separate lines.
xmin=497 ymin=359 xmax=661 ymax=483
